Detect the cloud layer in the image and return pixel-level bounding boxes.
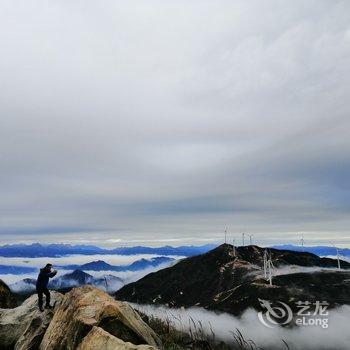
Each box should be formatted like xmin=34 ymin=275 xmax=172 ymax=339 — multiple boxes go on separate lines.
xmin=0 ymin=253 xmax=177 ymax=285
xmin=1 ymin=0 xmax=350 ymax=245
xmin=137 ymin=303 xmax=350 ymax=350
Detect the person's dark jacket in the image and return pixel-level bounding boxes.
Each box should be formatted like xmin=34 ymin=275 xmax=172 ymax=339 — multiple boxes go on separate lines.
xmin=36 ymin=268 xmax=57 ymax=290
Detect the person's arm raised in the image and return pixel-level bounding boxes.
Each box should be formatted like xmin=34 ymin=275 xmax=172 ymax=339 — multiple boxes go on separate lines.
xmin=48 ymin=269 xmax=57 ymax=278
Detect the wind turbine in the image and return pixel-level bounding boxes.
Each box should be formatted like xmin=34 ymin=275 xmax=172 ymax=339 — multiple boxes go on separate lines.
xmin=224 ymin=228 xmax=227 ymax=244
xmin=267 ymin=259 xmax=273 ymax=286
xmin=267 ymin=253 xmax=275 ymax=285
xmin=242 ymin=233 xmax=245 ymax=246
xmin=301 ymin=234 xmax=305 ymax=251
xmin=248 ymin=234 xmax=253 ymax=245
xmin=331 ymin=243 xmax=341 ymax=270
xmin=232 ymin=237 xmax=236 ymax=256
xmin=263 ymin=249 xmax=268 ymax=279
xmin=263 ymin=249 xmax=274 ymax=285
xmin=336 ymin=247 xmax=341 ymax=270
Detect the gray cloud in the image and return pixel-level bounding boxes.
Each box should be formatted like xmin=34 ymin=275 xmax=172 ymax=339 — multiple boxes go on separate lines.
xmin=0 ymin=0 xmax=350 ymax=246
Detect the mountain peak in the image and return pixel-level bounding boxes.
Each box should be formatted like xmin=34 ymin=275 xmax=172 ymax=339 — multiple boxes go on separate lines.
xmin=115 ymin=244 xmax=350 ymax=315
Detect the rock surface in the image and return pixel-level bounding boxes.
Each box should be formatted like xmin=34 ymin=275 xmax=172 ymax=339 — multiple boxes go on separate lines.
xmin=0 ymin=291 xmax=63 ymax=350
xmin=0 ymin=279 xmax=16 ymax=309
xmin=77 ymin=326 xmax=157 ymax=350
xmin=40 ymin=285 xmax=161 ymax=350
xmin=0 ymin=286 xmax=161 ymax=350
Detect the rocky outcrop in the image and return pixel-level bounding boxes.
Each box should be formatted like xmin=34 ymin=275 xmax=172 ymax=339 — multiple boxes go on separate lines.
xmin=0 ymin=291 xmax=63 ymax=350
xmin=0 ymin=286 xmax=161 ymax=350
xmin=0 ymin=279 xmax=16 ymax=309
xmin=77 ymin=326 xmax=157 ymax=350
xmin=40 ymin=285 xmax=161 ymax=350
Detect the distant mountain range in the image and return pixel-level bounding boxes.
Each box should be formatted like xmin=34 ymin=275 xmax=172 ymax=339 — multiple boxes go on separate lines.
xmin=272 ymin=244 xmax=350 ymax=257
xmin=60 ymin=256 xmax=175 ymax=271
xmin=1 ymin=242 xmax=348 ymax=259
xmin=10 ymin=270 xmax=124 ymax=294
xmin=0 ymin=243 xmax=217 ymax=258
xmin=115 ymin=244 xmax=350 ymax=315
xmin=0 ymin=256 xmax=176 ymax=276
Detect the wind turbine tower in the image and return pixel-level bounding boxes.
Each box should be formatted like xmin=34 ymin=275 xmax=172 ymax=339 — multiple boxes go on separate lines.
xmin=224 ymin=228 xmax=227 ymax=244
xmin=242 ymin=232 xmax=245 ymax=246
xmin=263 ymin=249 xmax=268 ymax=279
xmin=333 ymin=244 xmax=341 ymax=270
xmin=263 ymin=249 xmax=274 ymax=285
xmin=301 ymin=234 xmax=305 ymax=251
xmin=232 ymin=237 xmax=236 ymax=257
xmin=248 ymin=234 xmax=253 ymax=245
xmin=267 ymin=259 xmax=273 ymax=286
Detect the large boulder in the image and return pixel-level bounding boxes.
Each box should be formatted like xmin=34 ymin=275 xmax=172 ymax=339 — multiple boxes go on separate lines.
xmin=0 ymin=279 xmax=16 ymax=309
xmin=40 ymin=285 xmax=161 ymax=350
xmin=77 ymin=326 xmax=157 ymax=350
xmin=0 ymin=291 xmax=63 ymax=350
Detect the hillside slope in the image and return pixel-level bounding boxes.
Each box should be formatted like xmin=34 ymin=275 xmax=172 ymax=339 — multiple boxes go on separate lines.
xmin=115 ymin=244 xmax=350 ymax=315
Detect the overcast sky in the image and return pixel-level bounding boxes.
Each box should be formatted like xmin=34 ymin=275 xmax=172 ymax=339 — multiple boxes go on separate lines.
xmin=0 ymin=0 xmax=349 ymax=247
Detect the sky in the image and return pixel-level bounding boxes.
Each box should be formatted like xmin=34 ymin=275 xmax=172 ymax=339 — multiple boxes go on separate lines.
xmin=0 ymin=0 xmax=350 ymax=247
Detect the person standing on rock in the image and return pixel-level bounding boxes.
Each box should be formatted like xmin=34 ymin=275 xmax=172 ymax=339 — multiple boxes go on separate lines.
xmin=36 ymin=263 xmax=57 ymax=312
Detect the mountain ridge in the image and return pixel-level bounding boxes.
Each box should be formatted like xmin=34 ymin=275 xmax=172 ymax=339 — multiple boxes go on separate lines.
xmin=61 ymin=256 xmax=175 ymax=272
xmin=273 ymin=244 xmax=350 ymax=257
xmin=10 ymin=269 xmax=124 ymax=294
xmin=115 ymin=244 xmax=350 ymax=315
xmin=0 ymin=256 xmax=177 ymax=277
xmin=0 ymin=243 xmax=216 ymax=257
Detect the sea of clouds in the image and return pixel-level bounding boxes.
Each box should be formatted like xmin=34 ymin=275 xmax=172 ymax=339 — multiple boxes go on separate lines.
xmin=0 ymin=253 xmax=181 ymax=268
xmin=0 ymin=254 xmax=180 ymax=288
xmin=136 ymin=303 xmax=350 ymax=350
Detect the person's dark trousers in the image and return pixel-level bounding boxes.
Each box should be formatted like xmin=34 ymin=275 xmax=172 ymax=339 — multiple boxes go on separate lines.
xmin=37 ymin=288 xmax=50 ymax=309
